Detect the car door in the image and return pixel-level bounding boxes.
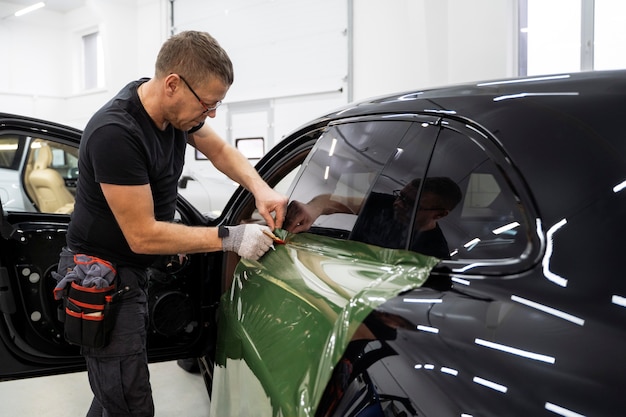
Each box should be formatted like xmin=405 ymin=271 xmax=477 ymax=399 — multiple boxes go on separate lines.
xmin=322 ymin=116 xmax=626 ymax=417
xmin=0 ymin=114 xmax=219 ymax=381
xmin=208 ymin=114 xmax=445 ymax=416
xmin=326 ymin=118 xmax=541 ymax=417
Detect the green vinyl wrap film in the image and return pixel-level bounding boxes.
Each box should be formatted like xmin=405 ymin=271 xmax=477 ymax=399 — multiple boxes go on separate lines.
xmin=210 ymin=231 xmax=439 ymax=417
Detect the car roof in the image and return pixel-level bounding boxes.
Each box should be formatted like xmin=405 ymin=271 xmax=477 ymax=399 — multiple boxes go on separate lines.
xmin=306 ymin=70 xmax=626 ymax=226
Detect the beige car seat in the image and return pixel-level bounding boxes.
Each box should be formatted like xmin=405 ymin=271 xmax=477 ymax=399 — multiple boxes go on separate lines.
xmin=28 ymin=144 xmax=75 ymax=213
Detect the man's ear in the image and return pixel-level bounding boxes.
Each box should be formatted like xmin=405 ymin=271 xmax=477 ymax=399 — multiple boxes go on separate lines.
xmin=164 ymin=74 xmax=181 ymax=98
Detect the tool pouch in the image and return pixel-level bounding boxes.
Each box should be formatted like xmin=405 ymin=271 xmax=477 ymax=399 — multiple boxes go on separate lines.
xmin=63 ymin=282 xmax=120 ymax=348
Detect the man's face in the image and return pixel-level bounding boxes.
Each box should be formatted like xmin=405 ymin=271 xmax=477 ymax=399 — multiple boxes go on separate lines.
xmin=393 ymin=185 xmax=447 ymax=231
xmin=392 ymin=184 xmax=418 ymax=223
xmin=171 ymin=75 xmax=229 ymax=131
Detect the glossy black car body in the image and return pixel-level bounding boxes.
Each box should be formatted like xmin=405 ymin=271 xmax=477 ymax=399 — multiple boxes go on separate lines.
xmin=219 ymin=70 xmax=626 ymax=417
xmin=1 ymin=70 xmax=626 ymax=417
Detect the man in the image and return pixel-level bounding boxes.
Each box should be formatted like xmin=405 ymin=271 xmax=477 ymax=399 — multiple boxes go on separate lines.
xmin=387 ymin=177 xmax=462 ymax=258
xmin=58 ymin=31 xmax=287 ymax=416
xmin=284 ymin=177 xmax=461 ymax=259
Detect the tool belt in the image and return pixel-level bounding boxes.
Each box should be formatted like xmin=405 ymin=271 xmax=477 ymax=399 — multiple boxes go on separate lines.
xmin=63 ymin=282 xmax=121 ymax=348
xmin=53 ymin=252 xmax=127 ymax=349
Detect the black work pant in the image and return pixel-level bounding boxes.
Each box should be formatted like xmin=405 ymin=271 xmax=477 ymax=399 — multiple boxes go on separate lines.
xmin=56 ymin=247 xmax=154 ymax=417
xmin=82 ymin=265 xmax=154 ymax=417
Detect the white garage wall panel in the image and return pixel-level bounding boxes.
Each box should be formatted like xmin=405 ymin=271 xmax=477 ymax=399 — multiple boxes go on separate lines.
xmin=172 ymin=0 xmax=347 ymax=101
xmin=352 ymin=0 xmax=517 ymax=100
xmin=0 ymin=6 xmax=70 ymax=117
xmin=173 ymin=0 xmax=348 ymax=169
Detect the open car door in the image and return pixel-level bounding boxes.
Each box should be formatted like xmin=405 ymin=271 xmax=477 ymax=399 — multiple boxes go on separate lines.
xmin=0 ymin=196 xmax=221 ymax=381
xmin=0 ymin=114 xmax=220 ymax=382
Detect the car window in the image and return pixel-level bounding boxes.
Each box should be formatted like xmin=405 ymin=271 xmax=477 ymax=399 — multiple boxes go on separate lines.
xmin=27 ymin=138 xmax=79 ymax=214
xmin=0 ymin=135 xmax=29 ymax=212
xmin=349 ymin=121 xmax=437 ymax=249
xmin=0 ymin=136 xmax=21 ymax=169
xmin=1 ymin=136 xmax=79 ymax=214
xmin=287 ymin=120 xmax=417 ymax=238
xmin=349 ymin=120 xmax=530 ymax=265
xmin=422 ymin=124 xmax=530 ymax=262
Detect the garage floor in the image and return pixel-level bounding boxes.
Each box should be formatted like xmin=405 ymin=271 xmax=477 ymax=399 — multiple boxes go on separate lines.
xmin=0 ymin=361 xmax=211 ymax=416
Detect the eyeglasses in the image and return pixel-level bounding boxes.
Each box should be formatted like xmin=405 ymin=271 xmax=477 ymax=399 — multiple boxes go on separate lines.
xmin=178 ymin=75 xmax=222 ymax=114
xmin=393 ymin=189 xmax=445 ymax=211
xmin=393 ymin=189 xmax=415 ymax=205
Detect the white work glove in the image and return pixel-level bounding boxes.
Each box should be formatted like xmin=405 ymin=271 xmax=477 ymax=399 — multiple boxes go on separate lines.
xmin=221 ymin=224 xmax=274 ymax=260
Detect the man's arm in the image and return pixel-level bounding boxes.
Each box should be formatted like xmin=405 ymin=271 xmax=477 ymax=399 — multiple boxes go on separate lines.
xmin=101 ymin=183 xmax=221 ymax=254
xmin=188 ymin=124 xmax=288 ymax=229
xmin=101 ymin=182 xmax=274 ymax=260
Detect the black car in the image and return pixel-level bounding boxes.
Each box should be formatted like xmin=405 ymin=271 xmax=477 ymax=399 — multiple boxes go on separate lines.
xmin=2 ymin=70 xmax=626 ymax=417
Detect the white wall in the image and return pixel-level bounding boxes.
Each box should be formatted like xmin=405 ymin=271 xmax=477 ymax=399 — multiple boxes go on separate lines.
xmin=0 ymin=2 xmax=69 ymax=117
xmin=0 ymin=0 xmax=167 ymax=128
xmin=352 ymin=0 xmax=517 ymax=100
xmin=0 ymin=0 xmax=518 ymax=131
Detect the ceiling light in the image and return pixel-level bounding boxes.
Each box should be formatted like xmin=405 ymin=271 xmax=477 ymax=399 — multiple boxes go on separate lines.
xmin=15 ymin=2 xmax=45 ymax=17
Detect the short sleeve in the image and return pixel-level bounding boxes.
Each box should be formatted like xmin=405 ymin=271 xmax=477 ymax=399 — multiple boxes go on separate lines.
xmin=87 ymin=124 xmax=149 ymax=185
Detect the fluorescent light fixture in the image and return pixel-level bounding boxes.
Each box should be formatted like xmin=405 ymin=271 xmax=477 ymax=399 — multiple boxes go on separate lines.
xmin=398 ymin=92 xmax=424 ymax=101
xmin=493 ymin=222 xmax=520 ymax=235
xmin=613 ymin=180 xmax=626 ymax=193
xmin=424 ymin=109 xmax=457 ymax=115
xmin=477 ymin=74 xmax=570 ymax=87
xmin=328 ymin=138 xmax=337 ymax=157
xmin=545 ymin=402 xmax=586 ymax=417
xmin=473 ymin=376 xmax=508 ymax=393
xmin=403 ymin=298 xmax=442 ymax=304
xmin=15 ymin=2 xmax=45 ymax=17
xmin=451 ymin=277 xmax=470 ymax=285
xmin=542 ymin=218 xmax=568 ymax=287
xmin=493 ymin=92 xmax=578 ymax=102
xmin=416 ymin=325 xmax=439 ymax=334
xmin=511 ymin=295 xmax=585 ymax=326
xmin=475 ymin=338 xmax=556 ymax=364
xmin=464 ymin=238 xmax=481 ymax=248
xmin=440 ymin=367 xmax=459 ymax=376
xmin=612 ymin=295 xmax=626 ymax=308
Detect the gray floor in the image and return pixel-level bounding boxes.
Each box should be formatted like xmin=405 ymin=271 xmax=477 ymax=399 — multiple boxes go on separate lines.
xmin=0 ymin=361 xmax=211 ymax=416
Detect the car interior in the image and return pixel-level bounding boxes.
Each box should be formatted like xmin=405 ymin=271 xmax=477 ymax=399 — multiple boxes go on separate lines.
xmin=0 ymin=135 xmax=79 ymax=214
xmin=27 ymin=142 xmax=75 ymax=214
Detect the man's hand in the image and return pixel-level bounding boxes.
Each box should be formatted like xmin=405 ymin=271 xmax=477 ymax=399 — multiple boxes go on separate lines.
xmin=221 ymin=224 xmax=274 ymax=260
xmin=284 ymin=194 xmax=359 ymax=233
xmin=283 ymin=200 xmax=321 ymax=233
xmin=254 ymin=187 xmax=288 ymax=230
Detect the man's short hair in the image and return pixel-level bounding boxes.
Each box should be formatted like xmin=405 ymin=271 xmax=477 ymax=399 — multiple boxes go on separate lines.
xmin=410 ymin=177 xmax=462 ymax=210
xmin=155 ymin=30 xmax=234 ymax=87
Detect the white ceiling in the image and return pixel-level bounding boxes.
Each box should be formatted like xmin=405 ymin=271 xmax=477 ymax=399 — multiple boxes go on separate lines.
xmin=3 ymin=0 xmax=86 ymax=13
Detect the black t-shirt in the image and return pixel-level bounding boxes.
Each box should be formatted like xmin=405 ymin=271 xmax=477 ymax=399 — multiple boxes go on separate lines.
xmin=67 ymin=78 xmax=187 ymax=267
xmin=351 ymin=192 xmax=451 ymax=259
